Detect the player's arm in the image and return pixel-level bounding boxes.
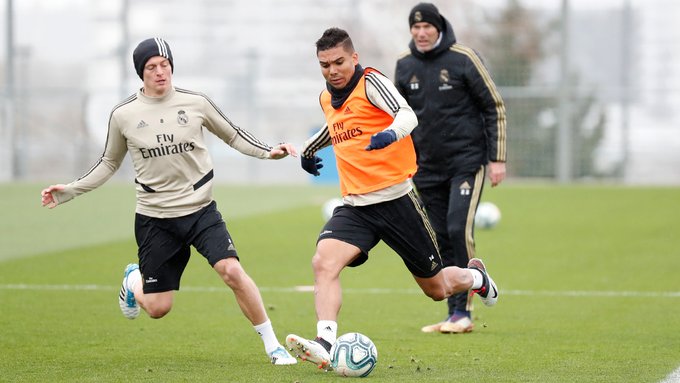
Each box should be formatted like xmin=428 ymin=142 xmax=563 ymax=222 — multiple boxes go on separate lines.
xmin=463 ymin=50 xmax=507 ymax=186
xmin=300 ymin=124 xmax=331 ymax=176
xmin=41 ymin=112 xmax=128 ymax=208
xmin=392 ymin=60 xmax=410 ymax=100
xmin=365 ymin=71 xmax=418 ymax=150
xmin=464 ymin=50 xmax=507 ymax=164
xmin=302 ymin=124 xmax=331 ymax=158
xmin=201 ymin=95 xmax=296 ymax=159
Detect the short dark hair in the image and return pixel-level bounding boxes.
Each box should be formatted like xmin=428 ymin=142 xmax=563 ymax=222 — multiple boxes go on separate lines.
xmin=316 ymin=27 xmax=355 ymax=54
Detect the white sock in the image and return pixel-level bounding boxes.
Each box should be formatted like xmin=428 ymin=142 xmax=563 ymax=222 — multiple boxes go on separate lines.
xmin=469 ymin=269 xmax=484 ymax=290
xmin=254 ymin=319 xmax=280 ymax=354
xmin=128 ymin=268 xmax=142 ymax=291
xmin=316 ymin=320 xmax=338 ymax=345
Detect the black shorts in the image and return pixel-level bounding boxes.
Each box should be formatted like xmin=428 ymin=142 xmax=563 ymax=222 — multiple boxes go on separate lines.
xmin=134 ymin=200 xmax=238 ymax=294
xmin=318 ymin=191 xmax=443 ymax=278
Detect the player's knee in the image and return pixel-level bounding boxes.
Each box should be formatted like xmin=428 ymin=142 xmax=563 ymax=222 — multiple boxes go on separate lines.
xmin=216 ymin=259 xmax=245 ymax=288
xmin=426 ymin=288 xmax=447 ymax=301
xmin=145 ymin=302 xmax=172 ymax=318
xmin=420 ymin=284 xmax=447 ymax=301
xmin=311 ymin=251 xmax=337 ymax=277
xmin=311 ymin=252 xmax=326 ymax=274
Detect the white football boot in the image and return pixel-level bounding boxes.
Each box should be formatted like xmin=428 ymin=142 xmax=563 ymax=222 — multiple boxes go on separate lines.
xmin=118 ymin=263 xmax=141 ymax=319
xmin=285 ymin=334 xmax=332 ymax=371
xmin=268 ymin=346 xmax=297 ymax=365
xmin=468 ymin=258 xmax=498 ymax=306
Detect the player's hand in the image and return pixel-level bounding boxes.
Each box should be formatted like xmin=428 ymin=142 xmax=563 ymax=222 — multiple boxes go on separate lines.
xmin=365 ymin=130 xmax=397 ymax=151
xmin=269 ymin=143 xmax=298 ymax=159
xmin=301 ymin=155 xmax=323 ymax=176
xmin=41 ymin=184 xmax=65 ymax=209
xmin=487 ymin=161 xmax=506 ymax=187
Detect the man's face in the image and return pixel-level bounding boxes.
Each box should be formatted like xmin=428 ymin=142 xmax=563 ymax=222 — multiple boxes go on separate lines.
xmin=410 ymin=22 xmax=440 ymax=52
xmin=142 ymin=56 xmax=173 ymax=97
xmin=317 ymin=45 xmax=359 ymax=90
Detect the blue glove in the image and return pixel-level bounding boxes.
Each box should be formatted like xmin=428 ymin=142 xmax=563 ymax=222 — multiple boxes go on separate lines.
xmin=301 ymin=155 xmax=323 ymax=176
xmin=365 ymin=130 xmax=397 ymax=151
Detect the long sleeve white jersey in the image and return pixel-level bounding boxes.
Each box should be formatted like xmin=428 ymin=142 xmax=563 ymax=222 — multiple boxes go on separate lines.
xmin=53 ymin=87 xmax=273 ymax=218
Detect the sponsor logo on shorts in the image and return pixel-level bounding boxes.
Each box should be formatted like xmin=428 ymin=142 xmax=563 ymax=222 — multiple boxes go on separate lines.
xmin=145 ymin=277 xmax=158 ymax=284
xmin=319 ymin=230 xmax=333 ymax=237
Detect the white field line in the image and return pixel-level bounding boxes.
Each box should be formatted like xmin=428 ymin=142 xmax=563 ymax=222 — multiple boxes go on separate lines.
xmin=660 ymin=366 xmax=680 ymax=383
xmin=3 ymin=283 xmax=677 ymax=383
xmin=1 ymin=283 xmax=680 ymax=298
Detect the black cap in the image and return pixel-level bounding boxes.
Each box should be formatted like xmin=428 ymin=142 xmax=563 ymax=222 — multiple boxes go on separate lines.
xmin=409 ymin=3 xmax=444 ymax=32
xmin=133 ymin=38 xmax=174 ymax=79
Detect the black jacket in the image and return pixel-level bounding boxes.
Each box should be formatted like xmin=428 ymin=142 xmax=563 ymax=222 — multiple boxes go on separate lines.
xmin=395 ymin=18 xmax=506 ymax=185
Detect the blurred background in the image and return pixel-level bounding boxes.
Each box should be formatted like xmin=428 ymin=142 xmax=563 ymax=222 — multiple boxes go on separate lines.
xmin=1 ymin=0 xmax=678 ymax=185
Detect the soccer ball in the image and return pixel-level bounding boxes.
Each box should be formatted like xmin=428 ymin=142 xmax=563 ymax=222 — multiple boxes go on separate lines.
xmin=322 ymin=198 xmax=343 ymax=221
xmin=330 ymin=332 xmax=378 ymax=378
xmin=475 ymin=201 xmax=501 ymax=229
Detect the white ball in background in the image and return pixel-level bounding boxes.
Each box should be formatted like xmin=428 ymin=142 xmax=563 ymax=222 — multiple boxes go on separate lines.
xmin=475 ymin=201 xmax=501 ymax=229
xmin=322 ymin=198 xmax=344 ymax=221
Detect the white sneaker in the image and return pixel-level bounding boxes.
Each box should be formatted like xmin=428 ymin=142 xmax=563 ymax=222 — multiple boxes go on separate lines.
xmin=118 ymin=263 xmax=140 ymax=319
xmin=468 ymin=258 xmax=498 ymax=306
xmin=285 ymin=334 xmax=332 ymax=370
xmin=269 ymin=346 xmax=297 ymax=365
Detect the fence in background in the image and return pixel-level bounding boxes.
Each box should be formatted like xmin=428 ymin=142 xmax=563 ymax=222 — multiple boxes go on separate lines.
xmin=1 ymin=0 xmax=678 ymax=184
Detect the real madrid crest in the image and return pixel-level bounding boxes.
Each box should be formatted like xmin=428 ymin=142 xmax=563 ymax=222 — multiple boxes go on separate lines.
xmin=438 ymin=69 xmax=453 ymax=91
xmin=177 ymin=110 xmax=188 ymax=125
xmin=439 ymin=69 xmax=450 ymax=84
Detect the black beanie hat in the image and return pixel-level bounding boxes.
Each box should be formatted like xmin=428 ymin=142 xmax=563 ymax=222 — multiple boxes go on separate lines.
xmin=133 ymin=37 xmax=174 ymax=79
xmin=409 ymin=2 xmax=444 ymax=32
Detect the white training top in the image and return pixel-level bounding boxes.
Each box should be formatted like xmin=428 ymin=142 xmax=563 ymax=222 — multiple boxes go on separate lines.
xmin=53 ymin=87 xmax=273 ymax=218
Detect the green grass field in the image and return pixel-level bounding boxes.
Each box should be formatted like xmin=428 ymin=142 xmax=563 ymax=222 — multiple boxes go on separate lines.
xmin=1 ymin=183 xmax=679 ymax=382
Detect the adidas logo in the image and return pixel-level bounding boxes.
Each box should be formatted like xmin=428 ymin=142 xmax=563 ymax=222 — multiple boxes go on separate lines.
xmin=409 ymin=75 xmax=420 ymax=90
xmin=137 ymin=120 xmax=149 ymax=129
xmin=459 ymin=182 xmax=471 ymax=196
xmin=344 ymin=106 xmax=353 ymax=114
